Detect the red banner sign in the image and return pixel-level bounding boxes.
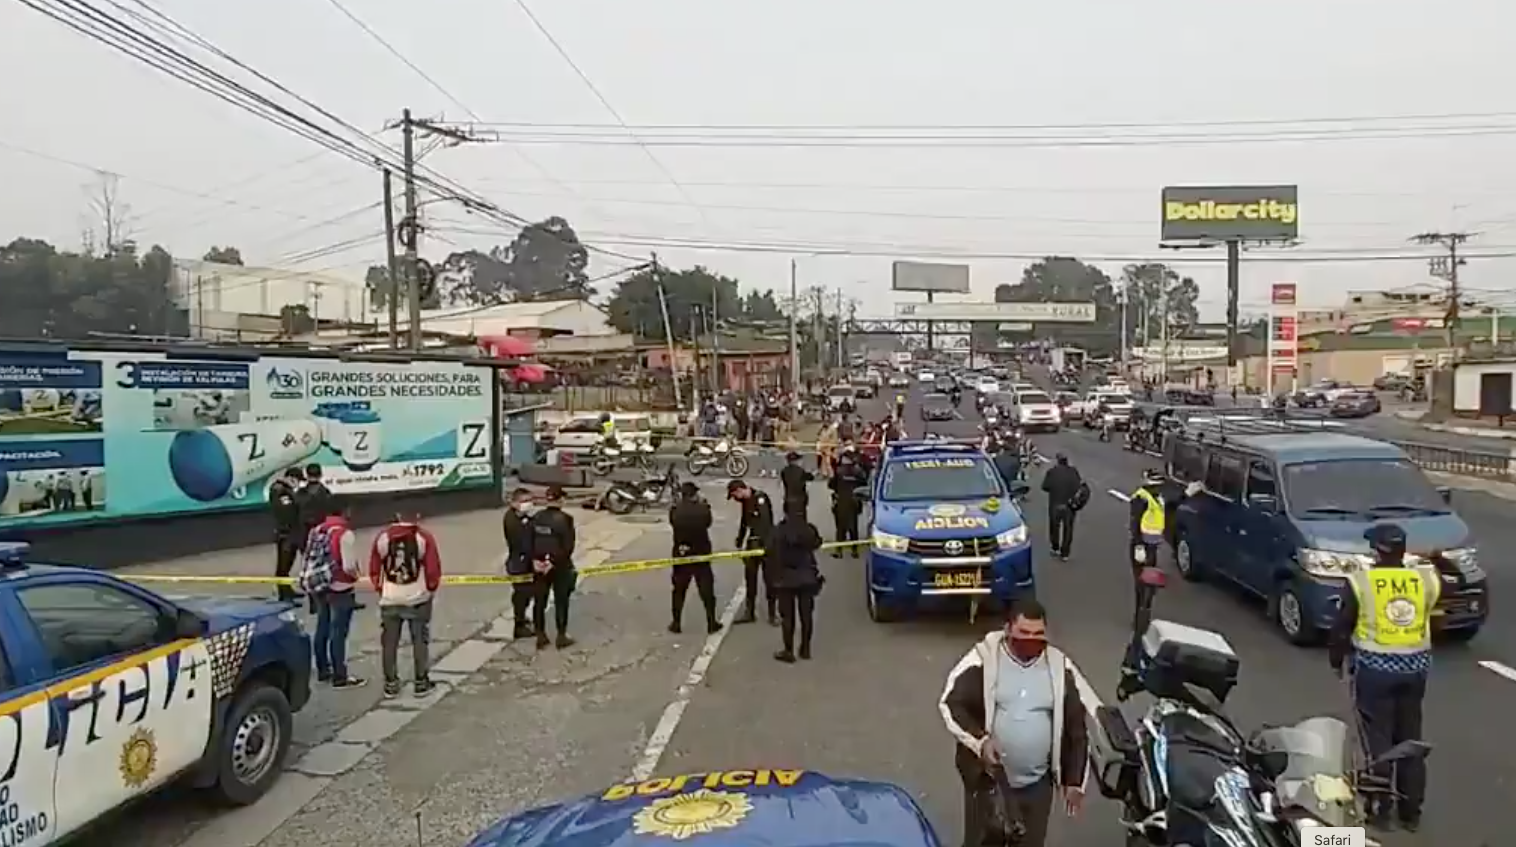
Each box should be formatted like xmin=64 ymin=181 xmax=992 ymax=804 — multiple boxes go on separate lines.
xmin=1271 ymin=362 xmax=1297 ymax=375
xmin=1272 ymin=315 xmax=1298 ymax=343
xmin=1271 ymin=346 xmax=1296 ymax=360
xmin=1271 ymin=283 xmax=1297 ymax=307
xmin=1392 ymin=317 xmax=1427 ymax=334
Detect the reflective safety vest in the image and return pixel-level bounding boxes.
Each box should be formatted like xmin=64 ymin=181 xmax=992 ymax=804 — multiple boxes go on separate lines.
xmin=1131 ymin=487 xmax=1165 ymax=540
xmin=1347 ymin=567 xmax=1439 ymax=654
xmin=600 ymin=420 xmax=616 ymax=438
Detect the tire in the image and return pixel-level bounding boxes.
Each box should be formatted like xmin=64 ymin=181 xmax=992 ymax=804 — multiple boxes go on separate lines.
xmin=604 ymin=489 xmax=634 ymax=515
xmin=591 ymin=458 xmax=615 ymax=476
xmin=725 ymin=453 xmax=750 ymax=477
xmin=1274 ymin=581 xmax=1322 ymax=646
xmin=685 ymin=456 xmax=707 ymax=476
xmin=211 ymin=683 xmax=293 ymax=806
xmin=1440 ymin=625 xmax=1481 ymax=644
xmin=864 ymin=560 xmax=898 ymax=623
xmin=1174 ymin=535 xmax=1203 ymax=582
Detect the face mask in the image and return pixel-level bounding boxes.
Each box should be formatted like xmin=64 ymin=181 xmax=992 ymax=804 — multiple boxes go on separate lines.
xmin=515 ymin=502 xmax=536 ymax=515
xmin=1008 ymin=637 xmax=1047 ymax=663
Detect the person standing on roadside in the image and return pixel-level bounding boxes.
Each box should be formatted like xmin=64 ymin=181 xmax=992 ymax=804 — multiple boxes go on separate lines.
xmin=939 ymin=600 xmax=1088 ymax=847
xmin=369 ymin=512 xmax=442 ymax=698
xmin=829 ymin=447 xmax=869 ymax=558
xmin=770 ymin=496 xmax=824 ymax=663
xmin=816 ymin=419 xmax=839 ymax=479
xmin=269 ymin=466 xmax=304 ymax=602
xmin=528 ymin=486 xmax=578 ymax=650
xmin=780 ymin=450 xmax=814 ymax=508
xmin=667 ymin=481 xmax=722 ymax=634
xmin=502 ymin=488 xmax=538 ymax=640
xmin=728 ymin=479 xmax=778 ymax=626
xmin=300 ymin=499 xmax=365 ymax=689
xmin=1040 ymin=454 xmax=1086 ymax=560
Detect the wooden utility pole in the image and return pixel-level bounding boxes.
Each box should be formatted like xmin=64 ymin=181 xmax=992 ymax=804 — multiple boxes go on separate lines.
xmin=400 ymin=110 xmax=422 ymax=351
xmin=1412 ymin=231 xmax=1472 ymax=351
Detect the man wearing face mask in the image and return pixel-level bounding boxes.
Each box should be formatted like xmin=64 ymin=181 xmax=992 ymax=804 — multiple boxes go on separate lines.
xmin=939 ymin=600 xmax=1088 ymax=847
xmin=829 ymin=444 xmax=869 ymax=558
xmin=728 ymin=479 xmax=778 ymax=625
xmin=502 ymin=488 xmax=538 ymax=640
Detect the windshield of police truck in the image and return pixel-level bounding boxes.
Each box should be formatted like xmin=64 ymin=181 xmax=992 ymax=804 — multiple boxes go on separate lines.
xmin=1283 ymin=458 xmax=1449 ymax=519
xmin=881 ymin=457 xmax=1001 ymax=501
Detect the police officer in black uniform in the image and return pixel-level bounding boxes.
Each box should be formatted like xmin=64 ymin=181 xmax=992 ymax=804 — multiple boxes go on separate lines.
xmin=728 ymin=479 xmax=778 ymax=625
xmin=528 ymin=486 xmax=578 ymax=649
xmin=770 ymin=496 xmax=824 ymax=663
xmin=503 ymin=487 xmax=538 ymax=639
xmin=668 ymin=481 xmax=722 ymax=635
xmin=269 ymin=467 xmax=304 ymax=601
xmin=780 ymin=451 xmax=813 ymax=507
xmin=829 ymin=448 xmax=868 ymax=558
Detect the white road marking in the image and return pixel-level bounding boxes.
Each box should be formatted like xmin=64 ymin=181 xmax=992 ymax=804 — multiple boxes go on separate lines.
xmin=1107 ymin=489 xmax=1131 ymax=502
xmin=1478 ymin=659 xmax=1516 ymax=684
xmin=630 ymin=583 xmax=747 ymax=780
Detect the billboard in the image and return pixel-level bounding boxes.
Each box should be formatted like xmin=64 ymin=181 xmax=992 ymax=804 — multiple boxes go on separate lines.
xmin=0 ymin=349 xmax=494 ymax=529
xmin=1161 ymin=185 xmax=1299 ymax=242
xmin=895 ymin=302 xmax=1096 ymax=322
xmin=891 ymin=261 xmax=970 ymax=293
xmin=1271 ymin=283 xmax=1297 ymax=306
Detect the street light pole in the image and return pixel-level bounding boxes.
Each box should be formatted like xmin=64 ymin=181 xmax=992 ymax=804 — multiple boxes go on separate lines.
xmin=789 ymin=258 xmax=799 ymax=393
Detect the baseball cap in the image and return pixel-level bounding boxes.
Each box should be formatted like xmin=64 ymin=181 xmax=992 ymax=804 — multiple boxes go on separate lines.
xmin=679 ymin=481 xmax=700 ymax=498
xmin=544 ymin=485 xmax=565 ymax=502
xmin=726 ymin=479 xmax=747 ymax=499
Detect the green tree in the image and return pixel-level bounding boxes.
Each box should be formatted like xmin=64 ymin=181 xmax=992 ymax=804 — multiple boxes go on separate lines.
xmin=1119 ymin=263 xmax=1199 ymax=343
xmin=202 ymin=246 xmax=244 ymax=265
xmin=278 ymin=303 xmax=316 ymax=335
xmin=438 ymin=216 xmax=591 ymax=306
xmin=740 ymin=289 xmax=785 ymax=323
xmin=0 ymin=238 xmax=185 ymax=339
xmin=995 ymin=257 xmax=1120 ymax=353
xmin=606 ymin=265 xmax=741 ymax=340
xmin=365 ymin=265 xmax=393 ymax=310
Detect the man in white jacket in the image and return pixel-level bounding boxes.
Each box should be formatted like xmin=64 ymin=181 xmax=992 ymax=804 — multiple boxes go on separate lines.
xmin=938 ymin=600 xmax=1089 ymax=847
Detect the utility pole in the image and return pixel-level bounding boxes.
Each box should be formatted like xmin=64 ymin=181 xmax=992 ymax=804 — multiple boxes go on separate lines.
xmin=1413 ymin=231 xmax=1472 ymax=352
xmin=382 ymin=168 xmax=400 ymax=349
xmin=1118 ymin=277 xmax=1130 ymax=374
xmin=710 ymin=284 xmax=721 ymax=395
xmin=834 ymin=289 xmax=845 ymax=368
xmin=788 ymin=258 xmax=799 ymax=394
xmin=810 ymin=287 xmax=826 ymax=378
xmin=653 ymin=254 xmax=683 ymax=409
xmin=401 ymin=109 xmax=421 ymax=351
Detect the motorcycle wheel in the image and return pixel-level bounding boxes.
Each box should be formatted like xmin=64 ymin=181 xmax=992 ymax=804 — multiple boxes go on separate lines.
xmin=592 ymin=458 xmax=615 ymax=476
xmin=637 ymin=453 xmax=657 ymax=472
xmin=604 ymin=489 xmax=634 ymax=515
xmin=725 ymin=453 xmax=750 ymax=477
xmin=685 ymin=456 xmax=707 ymax=476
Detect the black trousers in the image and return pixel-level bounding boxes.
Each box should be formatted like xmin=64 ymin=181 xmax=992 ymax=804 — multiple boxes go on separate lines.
xmin=961 ymin=770 xmax=1053 ymax=847
xmin=775 ymin=585 xmax=817 ymax=653
xmin=743 ymin=545 xmax=775 ymax=615
xmin=1047 ymin=505 xmax=1075 ymax=556
xmin=1354 ymin=665 xmax=1428 ymax=820
xmin=672 ymin=562 xmax=717 ymax=624
xmin=833 ymin=507 xmax=860 ymax=554
xmin=274 ymin=537 xmax=300 ymax=601
xmin=510 ymin=581 xmax=537 ymax=630
xmin=531 ymin=567 xmax=576 ymax=635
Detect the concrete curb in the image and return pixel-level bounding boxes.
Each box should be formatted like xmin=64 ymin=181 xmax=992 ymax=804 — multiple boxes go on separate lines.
xmin=1421 ymin=421 xmax=1516 ymax=442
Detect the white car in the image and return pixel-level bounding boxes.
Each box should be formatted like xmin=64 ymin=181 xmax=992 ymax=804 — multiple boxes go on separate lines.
xmin=1013 ymin=390 xmax=1062 ymax=431
xmin=974 ymin=377 xmax=1000 ymax=394
xmin=917 ymin=371 xmax=937 ymax=384
xmin=888 ymin=373 xmax=911 ymax=388
xmin=1081 ymin=392 xmax=1135 ymax=427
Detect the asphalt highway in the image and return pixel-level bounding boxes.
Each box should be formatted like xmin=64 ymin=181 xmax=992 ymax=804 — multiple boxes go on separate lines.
xmin=652 ymin=381 xmax=1515 ymax=847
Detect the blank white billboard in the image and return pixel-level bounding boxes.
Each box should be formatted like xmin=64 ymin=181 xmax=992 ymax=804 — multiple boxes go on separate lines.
xmin=891 ymin=261 xmax=970 ymax=293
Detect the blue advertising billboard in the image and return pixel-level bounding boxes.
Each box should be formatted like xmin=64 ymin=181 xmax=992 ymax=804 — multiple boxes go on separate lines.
xmin=0 ymin=348 xmax=494 ymax=529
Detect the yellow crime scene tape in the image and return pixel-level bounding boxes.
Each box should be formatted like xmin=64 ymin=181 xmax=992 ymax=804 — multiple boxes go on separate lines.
xmin=122 ymin=540 xmax=873 ymax=588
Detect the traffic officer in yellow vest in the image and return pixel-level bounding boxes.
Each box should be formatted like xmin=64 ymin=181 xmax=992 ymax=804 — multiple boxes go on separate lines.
xmin=1328 ymin=523 xmax=1437 ymax=833
xmin=1127 ymin=469 xmax=1168 ymax=576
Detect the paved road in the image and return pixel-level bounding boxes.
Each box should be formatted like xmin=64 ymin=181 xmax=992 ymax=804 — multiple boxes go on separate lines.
xmin=104 ymin=386 xmax=1514 ymax=847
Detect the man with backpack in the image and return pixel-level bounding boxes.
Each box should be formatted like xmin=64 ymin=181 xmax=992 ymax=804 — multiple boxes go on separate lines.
xmin=299 ymin=499 xmax=365 ymax=689
xmin=369 ymin=512 xmax=443 ymax=698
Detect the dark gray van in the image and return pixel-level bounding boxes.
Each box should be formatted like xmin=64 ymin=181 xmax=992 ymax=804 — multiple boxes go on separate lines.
xmin=1164 ymin=421 xmax=1487 ymax=645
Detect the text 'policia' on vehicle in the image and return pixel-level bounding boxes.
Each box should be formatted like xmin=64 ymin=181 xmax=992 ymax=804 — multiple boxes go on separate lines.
xmin=0 ymin=541 xmax=311 ymax=846
xmin=863 ymin=441 xmax=1033 ymax=622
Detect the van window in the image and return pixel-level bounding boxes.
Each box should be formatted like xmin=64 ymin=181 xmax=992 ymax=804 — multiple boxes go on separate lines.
xmin=1246 ymin=461 xmax=1277 ymax=499
xmin=1205 ymin=452 xmax=1246 ymax=500
xmin=1169 ymin=440 xmax=1205 ymax=482
xmin=621 ymin=417 xmax=651 ymax=432
xmin=19 ymin=583 xmax=167 ymax=674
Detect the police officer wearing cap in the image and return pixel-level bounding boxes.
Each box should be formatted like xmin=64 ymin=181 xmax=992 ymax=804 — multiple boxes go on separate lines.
xmin=780 ymin=450 xmax=813 ymax=507
xmin=1329 ymin=522 xmax=1436 ymax=832
xmin=668 ymin=481 xmax=722 ymax=634
xmin=269 ymin=466 xmax=304 ymax=602
xmin=1127 ymin=468 xmax=1169 ymax=575
xmin=528 ymin=486 xmax=578 ymax=650
xmin=829 ymin=446 xmax=868 ymax=558
xmin=728 ymin=479 xmax=778 ymax=625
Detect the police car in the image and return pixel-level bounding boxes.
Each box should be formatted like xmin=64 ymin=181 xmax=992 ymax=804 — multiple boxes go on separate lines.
xmin=0 ymin=542 xmax=311 ymax=845
xmin=863 ymin=441 xmax=1033 ymax=622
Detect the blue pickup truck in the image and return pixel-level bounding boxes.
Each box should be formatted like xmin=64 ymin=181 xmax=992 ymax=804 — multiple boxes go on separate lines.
xmin=0 ymin=541 xmax=311 ymax=845
xmin=864 ymin=441 xmax=1033 ymax=622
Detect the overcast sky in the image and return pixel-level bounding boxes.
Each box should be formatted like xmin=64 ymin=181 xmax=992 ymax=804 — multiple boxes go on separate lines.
xmin=3 ymin=0 xmax=1515 ymax=320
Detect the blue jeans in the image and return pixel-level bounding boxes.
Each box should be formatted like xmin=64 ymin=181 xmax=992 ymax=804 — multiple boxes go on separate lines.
xmin=313 ymin=590 xmax=358 ymax=679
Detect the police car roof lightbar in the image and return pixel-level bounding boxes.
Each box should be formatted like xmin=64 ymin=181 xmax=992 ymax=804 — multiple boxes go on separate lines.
xmin=0 ymin=542 xmax=31 ymax=568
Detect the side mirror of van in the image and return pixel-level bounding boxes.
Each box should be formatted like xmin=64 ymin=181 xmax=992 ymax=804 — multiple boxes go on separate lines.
xmin=1247 ymin=493 xmax=1279 ymax=514
xmin=1009 ymin=482 xmax=1031 ymax=499
xmin=1436 ymin=486 xmax=1452 ymax=504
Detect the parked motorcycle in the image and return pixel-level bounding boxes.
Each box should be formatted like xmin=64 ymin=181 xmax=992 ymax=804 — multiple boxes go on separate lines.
xmin=590 ymin=440 xmax=658 ymax=476
xmin=598 ymin=464 xmax=680 ymax=515
xmin=685 ymin=438 xmax=750 ymax=477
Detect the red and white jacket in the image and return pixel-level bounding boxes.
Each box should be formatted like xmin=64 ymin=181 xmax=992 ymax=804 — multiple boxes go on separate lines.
xmin=311 ymin=515 xmax=362 ymax=591
xmin=368 ymin=522 xmax=443 ymax=606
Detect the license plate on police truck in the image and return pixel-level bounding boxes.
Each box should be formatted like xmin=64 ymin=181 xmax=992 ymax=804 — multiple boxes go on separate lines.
xmin=934 ymin=570 xmax=980 ymax=588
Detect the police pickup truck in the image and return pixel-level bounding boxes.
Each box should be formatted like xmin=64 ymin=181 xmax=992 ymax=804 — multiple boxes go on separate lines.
xmin=0 ymin=542 xmax=312 ymax=846
xmin=863 ymin=441 xmax=1033 ymax=622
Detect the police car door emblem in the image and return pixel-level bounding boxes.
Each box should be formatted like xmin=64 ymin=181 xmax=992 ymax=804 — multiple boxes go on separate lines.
xmin=119 ymin=727 xmax=159 ymax=788
xmin=633 ymin=789 xmax=753 ymax=840
xmin=944 ymin=540 xmax=964 ymax=556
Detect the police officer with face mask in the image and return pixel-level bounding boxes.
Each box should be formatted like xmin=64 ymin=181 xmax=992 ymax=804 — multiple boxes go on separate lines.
xmin=728 ymin=479 xmax=778 ymax=625
xmin=528 ymin=486 xmax=578 ymax=650
xmin=1329 ymin=523 xmax=1436 ymax=832
xmin=668 ymin=482 xmax=722 ymax=634
xmin=829 ymin=446 xmax=869 ymax=558
xmin=503 ymin=488 xmax=538 ymax=639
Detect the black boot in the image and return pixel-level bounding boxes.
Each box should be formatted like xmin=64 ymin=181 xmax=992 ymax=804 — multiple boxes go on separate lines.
xmin=766 ymin=600 xmax=780 ymax=627
xmin=707 ymin=617 xmax=724 ymax=634
xmin=513 ymin=622 xmax=535 ymax=639
xmin=536 ymin=631 xmax=551 ymax=649
xmin=773 ymin=650 xmax=796 ymax=663
xmin=734 ymin=604 xmax=757 ymax=624
xmin=798 ymin=642 xmax=811 ymax=660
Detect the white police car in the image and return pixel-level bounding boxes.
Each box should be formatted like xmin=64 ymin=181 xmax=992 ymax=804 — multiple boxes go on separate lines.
xmin=0 ymin=542 xmax=312 ymax=845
